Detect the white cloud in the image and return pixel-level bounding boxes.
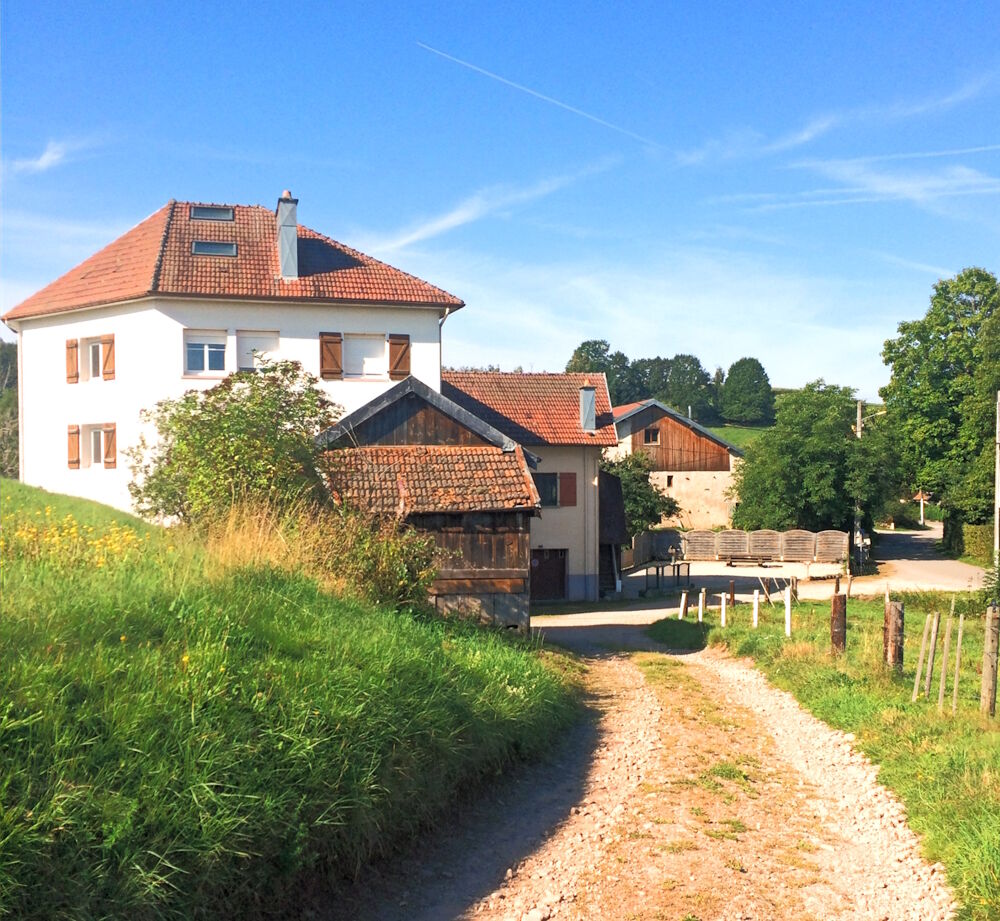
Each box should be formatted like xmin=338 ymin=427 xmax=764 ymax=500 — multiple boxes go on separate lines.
xmin=5 ymin=138 xmax=103 ymax=175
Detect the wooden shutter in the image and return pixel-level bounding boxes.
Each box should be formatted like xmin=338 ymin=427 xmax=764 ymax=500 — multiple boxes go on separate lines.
xmin=101 ymin=335 xmax=115 ymax=380
xmin=66 ymin=339 xmax=79 ymax=384
xmin=319 ymin=332 xmax=343 ymax=380
xmin=388 ymin=333 xmax=411 ymax=380
xmin=103 ymin=423 xmax=117 ymax=469
xmin=559 ymin=472 xmax=577 ymax=508
xmin=67 ymin=425 xmax=80 ymax=469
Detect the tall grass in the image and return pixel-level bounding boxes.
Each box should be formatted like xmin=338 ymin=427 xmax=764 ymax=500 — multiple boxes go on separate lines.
xmin=650 ymin=595 xmax=1000 ymax=920
xmin=0 ymin=481 xmax=579 ymax=919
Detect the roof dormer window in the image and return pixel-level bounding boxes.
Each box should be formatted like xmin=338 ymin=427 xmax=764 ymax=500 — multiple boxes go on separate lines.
xmin=190 ymin=205 xmax=234 ymax=221
xmin=191 ymin=241 xmax=237 ymax=257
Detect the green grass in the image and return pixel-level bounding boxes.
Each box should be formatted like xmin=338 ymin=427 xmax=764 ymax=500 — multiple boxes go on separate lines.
xmin=0 ymin=481 xmax=580 ymax=919
xmin=649 ymin=595 xmax=1000 ymax=920
xmin=705 ymin=423 xmax=772 ymax=449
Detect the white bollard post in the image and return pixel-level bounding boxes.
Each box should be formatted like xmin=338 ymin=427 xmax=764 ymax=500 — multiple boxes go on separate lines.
xmin=679 ymin=590 xmax=688 ymax=620
xmin=784 ymin=586 xmax=792 ymax=637
xmin=698 ymin=588 xmax=705 ymax=623
xmin=720 ymin=593 xmax=727 ymax=627
xmin=753 ymin=589 xmax=759 ymax=629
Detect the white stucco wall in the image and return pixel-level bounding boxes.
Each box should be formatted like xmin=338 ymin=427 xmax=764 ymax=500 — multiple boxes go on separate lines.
xmin=14 ymin=296 xmax=444 ymax=512
xmin=529 ymin=445 xmax=602 ymax=601
xmin=651 ymin=466 xmax=736 ymax=530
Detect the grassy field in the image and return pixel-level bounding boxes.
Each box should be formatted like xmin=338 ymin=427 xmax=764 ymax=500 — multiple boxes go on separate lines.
xmin=0 ymin=480 xmax=580 ymax=920
xmin=706 ymin=422 xmax=772 ymax=449
xmin=649 ymin=595 xmax=1000 ymax=920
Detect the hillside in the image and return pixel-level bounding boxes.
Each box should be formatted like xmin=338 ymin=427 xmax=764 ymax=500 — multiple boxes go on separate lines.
xmin=0 ymin=480 xmax=579 ymax=919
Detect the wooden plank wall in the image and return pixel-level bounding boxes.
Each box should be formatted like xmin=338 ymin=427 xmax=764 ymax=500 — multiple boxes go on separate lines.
xmin=632 ymin=414 xmax=730 ymax=471
xmin=351 ymin=393 xmax=490 ymax=446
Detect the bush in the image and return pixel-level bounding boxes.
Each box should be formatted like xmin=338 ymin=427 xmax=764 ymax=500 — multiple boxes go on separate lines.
xmin=600 ymin=451 xmax=679 ymax=537
xmin=128 ymin=360 xmax=339 ymax=522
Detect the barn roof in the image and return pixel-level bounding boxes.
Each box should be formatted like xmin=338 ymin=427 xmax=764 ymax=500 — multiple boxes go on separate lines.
xmin=612 ymin=399 xmax=743 ymax=456
xmin=324 ymin=445 xmax=540 ymax=516
xmin=4 ymin=198 xmax=463 ymax=323
xmin=441 ymin=371 xmax=618 ymax=447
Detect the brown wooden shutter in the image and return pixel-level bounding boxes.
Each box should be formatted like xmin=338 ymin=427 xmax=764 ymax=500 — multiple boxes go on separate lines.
xmin=559 ymin=472 xmax=577 ymax=507
xmin=67 ymin=425 xmax=80 ymax=469
xmin=103 ymin=424 xmax=117 ymax=469
xmin=66 ymin=340 xmax=79 ymax=384
xmin=319 ymin=332 xmax=343 ymax=380
xmin=101 ymin=335 xmax=115 ymax=380
xmin=388 ymin=333 xmax=411 ymax=380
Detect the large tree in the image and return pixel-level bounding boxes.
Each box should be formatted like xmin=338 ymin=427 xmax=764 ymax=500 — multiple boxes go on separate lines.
xmin=565 ymin=339 xmax=642 ymax=404
xmin=0 ymin=341 xmax=17 ymax=479
xmin=660 ymin=353 xmax=715 ymax=421
xmin=721 ymin=357 xmax=774 ymax=423
xmin=600 ymin=452 xmax=679 ymax=538
xmin=731 ymin=382 xmax=895 ymax=531
xmin=881 ymin=267 xmax=999 ymax=521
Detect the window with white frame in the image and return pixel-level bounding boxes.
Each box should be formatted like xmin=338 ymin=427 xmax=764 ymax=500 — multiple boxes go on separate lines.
xmin=343 ymin=334 xmax=387 ymax=378
xmin=236 ymin=331 xmax=279 ymax=372
xmin=184 ymin=330 xmax=227 ymax=375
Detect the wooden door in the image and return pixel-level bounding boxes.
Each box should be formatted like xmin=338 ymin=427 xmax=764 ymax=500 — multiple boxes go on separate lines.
xmin=531 ymin=549 xmax=567 ymax=601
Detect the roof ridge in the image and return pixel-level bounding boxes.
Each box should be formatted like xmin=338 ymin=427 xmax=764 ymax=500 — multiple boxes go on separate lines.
xmin=149 ymin=199 xmax=177 ymax=294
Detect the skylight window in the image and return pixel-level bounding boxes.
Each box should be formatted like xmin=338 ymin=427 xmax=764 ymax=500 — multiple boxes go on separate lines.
xmin=190 ymin=205 xmax=234 ymax=221
xmin=191 ymin=241 xmax=237 ymax=257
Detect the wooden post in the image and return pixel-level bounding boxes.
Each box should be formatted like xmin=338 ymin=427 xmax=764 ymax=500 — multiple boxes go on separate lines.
xmin=923 ymin=609 xmax=941 ymax=698
xmin=938 ymin=612 xmax=954 ymax=712
xmin=846 ymin=572 xmax=853 ymax=599
xmin=883 ymin=601 xmax=904 ymax=671
xmin=952 ymin=612 xmax=965 ymax=715
xmin=830 ymin=593 xmax=846 ymax=654
xmin=752 ymin=589 xmax=760 ymax=628
xmin=834 ymin=575 xmax=840 ymax=594
xmin=912 ymin=614 xmax=932 ymax=702
xmin=729 ymin=580 xmax=736 ymax=607
xmin=698 ymin=588 xmax=705 ymax=623
xmin=784 ymin=586 xmax=792 ymax=637
xmin=981 ymin=605 xmax=999 ymax=717
xmin=720 ymin=594 xmax=727 ymax=627
xmin=791 ymin=576 xmax=798 ymax=602
xmin=679 ymin=590 xmax=689 ymax=620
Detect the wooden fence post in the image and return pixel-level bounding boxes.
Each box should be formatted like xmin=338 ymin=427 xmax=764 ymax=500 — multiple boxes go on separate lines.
xmin=952 ymin=612 xmax=965 ymax=715
xmin=912 ymin=614 xmax=932 ymax=702
xmin=830 ymin=593 xmax=846 ymax=654
xmin=883 ymin=601 xmax=904 ymax=671
xmin=698 ymin=588 xmax=705 ymax=623
xmin=729 ymin=580 xmax=736 ymax=607
xmin=923 ymin=609 xmax=941 ymax=698
xmin=938 ymin=611 xmax=954 ymax=712
xmin=784 ymin=586 xmax=792 ymax=637
xmin=752 ymin=589 xmax=760 ymax=629
xmin=679 ymin=590 xmax=689 ymax=620
xmin=981 ymin=605 xmax=999 ymax=717
xmin=791 ymin=576 xmax=798 ymax=602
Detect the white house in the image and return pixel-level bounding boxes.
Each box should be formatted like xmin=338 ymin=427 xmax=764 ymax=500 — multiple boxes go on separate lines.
xmin=2 ymin=193 xmax=463 ymax=512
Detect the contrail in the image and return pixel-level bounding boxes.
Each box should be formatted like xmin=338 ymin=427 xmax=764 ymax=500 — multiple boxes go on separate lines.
xmin=417 ymin=41 xmax=662 ymax=149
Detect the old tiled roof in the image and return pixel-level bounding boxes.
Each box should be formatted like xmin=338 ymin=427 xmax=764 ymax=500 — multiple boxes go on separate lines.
xmin=441 ymin=371 xmax=618 ymax=447
xmin=324 ymin=445 xmax=540 ymax=516
xmin=3 ymin=199 xmax=464 ymax=322
xmin=612 ymin=401 xmax=644 ymax=420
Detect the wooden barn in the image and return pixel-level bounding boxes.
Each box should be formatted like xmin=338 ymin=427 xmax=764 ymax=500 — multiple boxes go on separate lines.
xmin=318 ymin=377 xmax=540 ymax=630
xmin=609 ymin=399 xmax=742 ymax=530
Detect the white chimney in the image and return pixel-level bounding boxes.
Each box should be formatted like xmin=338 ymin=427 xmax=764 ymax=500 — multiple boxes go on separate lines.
xmin=580 ymin=381 xmax=596 ymax=432
xmin=276 ymin=190 xmax=299 ymax=280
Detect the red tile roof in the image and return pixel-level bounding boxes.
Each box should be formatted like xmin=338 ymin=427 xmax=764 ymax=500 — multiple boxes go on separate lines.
xmin=3 ymin=199 xmax=464 ymax=322
xmin=324 ymin=445 xmax=540 ymax=516
xmin=441 ymin=371 xmax=618 ymax=447
xmin=612 ymin=401 xmax=644 ymax=420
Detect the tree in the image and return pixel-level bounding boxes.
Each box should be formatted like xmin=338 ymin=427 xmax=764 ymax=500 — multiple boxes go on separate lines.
xmin=0 ymin=341 xmax=17 ymax=479
xmin=565 ymin=339 xmax=642 ymax=404
xmin=601 ymin=452 xmax=679 ymax=538
xmin=881 ymin=267 xmax=999 ymax=521
xmin=731 ymin=382 xmax=895 ymax=531
xmin=660 ymin=353 xmax=714 ymax=421
xmin=721 ymin=357 xmax=774 ymax=423
xmin=128 ymin=360 xmax=340 ymax=522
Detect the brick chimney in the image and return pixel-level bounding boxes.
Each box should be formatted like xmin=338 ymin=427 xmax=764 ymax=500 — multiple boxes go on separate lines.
xmin=580 ymin=380 xmax=596 ymax=432
xmin=276 ymin=190 xmax=299 ymax=280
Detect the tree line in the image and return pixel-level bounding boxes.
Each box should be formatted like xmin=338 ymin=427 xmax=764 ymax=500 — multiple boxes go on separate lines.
xmin=565 ymin=340 xmax=774 ymax=425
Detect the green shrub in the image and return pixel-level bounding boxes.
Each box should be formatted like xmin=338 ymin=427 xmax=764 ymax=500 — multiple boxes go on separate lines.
xmin=0 ymin=482 xmax=579 ymax=919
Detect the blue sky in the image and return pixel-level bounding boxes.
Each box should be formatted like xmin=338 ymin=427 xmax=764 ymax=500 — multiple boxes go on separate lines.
xmin=3 ymin=1 xmax=998 ymax=399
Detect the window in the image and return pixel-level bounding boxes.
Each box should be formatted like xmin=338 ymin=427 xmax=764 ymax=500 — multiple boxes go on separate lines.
xmin=89 ymin=342 xmax=101 ymax=379
xmin=643 ymin=427 xmax=660 ymax=445
xmin=90 ymin=428 xmax=103 ymax=466
xmin=237 ymin=331 xmax=279 ymax=371
xmin=666 ymin=475 xmax=674 ymax=487
xmin=343 ymin=334 xmax=387 ymax=378
xmin=533 ymin=473 xmax=558 ymax=507
xmin=184 ymin=330 xmax=226 ymax=375
xmin=191 ymin=240 xmax=237 ymax=256
xmin=79 ymin=423 xmax=116 ymax=469
xmin=190 ymin=205 xmax=234 ymax=221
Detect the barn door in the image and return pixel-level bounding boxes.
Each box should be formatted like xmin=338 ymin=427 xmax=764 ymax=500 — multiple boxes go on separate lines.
xmin=530 ymin=548 xmax=567 ymax=601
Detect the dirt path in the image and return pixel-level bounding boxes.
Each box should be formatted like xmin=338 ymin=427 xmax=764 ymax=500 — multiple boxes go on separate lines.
xmin=329 ymin=639 xmax=956 ymax=921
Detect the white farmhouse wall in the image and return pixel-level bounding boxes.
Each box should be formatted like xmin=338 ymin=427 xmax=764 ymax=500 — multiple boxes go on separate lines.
xmin=16 ymin=297 xmax=444 ymax=513
xmin=529 ymin=445 xmax=602 ymax=601
xmin=651 ymin=466 xmax=736 ymax=530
